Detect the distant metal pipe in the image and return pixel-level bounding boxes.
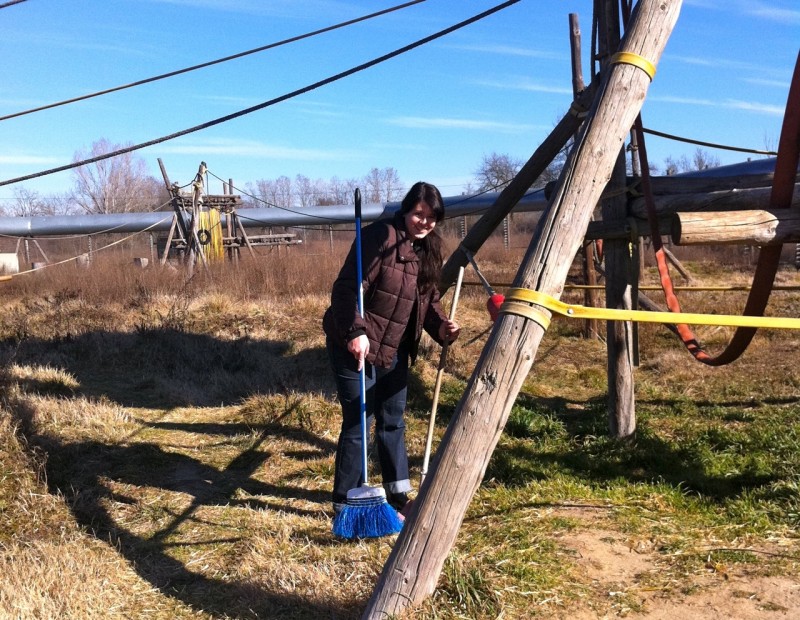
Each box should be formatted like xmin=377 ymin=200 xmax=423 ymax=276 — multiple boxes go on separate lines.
xmin=0 ymin=190 xmax=548 ymax=237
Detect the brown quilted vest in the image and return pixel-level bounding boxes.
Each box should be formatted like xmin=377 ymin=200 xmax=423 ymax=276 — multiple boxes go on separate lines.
xmin=323 ymin=214 xmax=446 ymax=368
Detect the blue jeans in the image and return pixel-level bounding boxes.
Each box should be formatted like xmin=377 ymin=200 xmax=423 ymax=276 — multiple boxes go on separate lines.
xmin=328 ymin=339 xmax=412 ymax=507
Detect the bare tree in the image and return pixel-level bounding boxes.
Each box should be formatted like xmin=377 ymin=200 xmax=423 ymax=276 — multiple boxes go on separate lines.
xmin=692 ymin=147 xmax=720 ymax=171
xmin=273 ymin=176 xmax=292 ymax=208
xmin=295 ymin=174 xmax=317 ymax=208
xmin=661 ymin=148 xmax=720 ymax=175
xmin=362 ymin=167 xmax=403 ymax=203
xmin=312 ymin=177 xmax=337 ymax=206
xmin=9 ymin=187 xmax=74 ymax=216
xmin=662 ymin=154 xmax=690 ymax=176
xmin=10 ymin=187 xmax=46 ymax=216
xmin=247 ymin=169 xmax=395 ymax=210
xmin=40 ymin=192 xmax=74 ymax=215
xmin=71 ymin=139 xmax=161 ymax=214
xmin=363 ymin=167 xmax=383 ymax=203
xmin=763 ymin=132 xmax=777 ymax=154
xmin=344 ymin=178 xmax=359 ymax=205
xmin=381 ymin=167 xmax=403 ymax=202
xmin=474 ymin=152 xmax=523 ymax=191
xmin=327 ymin=176 xmax=349 ymax=205
xmin=247 ymin=178 xmax=276 ymax=208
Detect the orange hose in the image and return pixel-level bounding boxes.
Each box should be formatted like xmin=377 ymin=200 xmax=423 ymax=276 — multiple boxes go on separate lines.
xmin=634 ymin=50 xmax=800 ymax=365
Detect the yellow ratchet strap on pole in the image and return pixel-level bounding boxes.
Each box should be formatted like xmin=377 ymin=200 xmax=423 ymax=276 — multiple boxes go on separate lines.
xmin=610 ymin=52 xmax=656 ymax=80
xmin=500 ymin=288 xmax=800 ymax=331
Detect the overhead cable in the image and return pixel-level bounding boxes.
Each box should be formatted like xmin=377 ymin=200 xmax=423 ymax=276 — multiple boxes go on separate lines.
xmin=0 ymin=0 xmax=28 ymax=8
xmin=0 ymin=0 xmax=425 ymax=122
xmin=0 ymin=0 xmax=522 ymax=188
xmin=642 ymin=127 xmax=778 ymax=156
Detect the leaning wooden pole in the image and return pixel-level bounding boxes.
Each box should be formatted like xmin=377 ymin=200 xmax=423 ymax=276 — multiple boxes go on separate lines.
xmin=363 ymin=1 xmax=682 ymax=617
xmin=439 ymin=85 xmax=595 ymax=293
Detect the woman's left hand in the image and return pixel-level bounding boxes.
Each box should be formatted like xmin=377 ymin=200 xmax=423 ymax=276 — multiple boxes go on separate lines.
xmin=439 ymin=319 xmax=461 ymax=343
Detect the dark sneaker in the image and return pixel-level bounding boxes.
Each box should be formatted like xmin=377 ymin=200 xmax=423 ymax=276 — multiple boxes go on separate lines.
xmin=387 ymin=492 xmax=410 ymax=512
xmin=399 ymin=499 xmax=414 ymax=519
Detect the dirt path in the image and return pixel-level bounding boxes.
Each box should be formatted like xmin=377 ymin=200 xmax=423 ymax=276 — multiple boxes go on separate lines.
xmin=560 ymin=526 xmax=799 ymax=618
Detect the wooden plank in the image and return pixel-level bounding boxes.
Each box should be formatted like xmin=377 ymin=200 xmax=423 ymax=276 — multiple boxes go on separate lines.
xmin=673 ymin=209 xmax=800 ymax=245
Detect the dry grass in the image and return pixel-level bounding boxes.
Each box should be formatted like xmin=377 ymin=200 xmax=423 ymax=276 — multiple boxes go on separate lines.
xmin=1 ymin=240 xmax=800 ymax=619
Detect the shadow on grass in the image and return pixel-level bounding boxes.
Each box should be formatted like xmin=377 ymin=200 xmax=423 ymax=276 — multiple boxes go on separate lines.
xmin=18 ymin=418 xmax=354 ymax=619
xmin=0 ymin=327 xmax=367 ymax=618
xmin=483 ymin=394 xmax=788 ymax=503
xmin=0 ymin=327 xmax=336 ymax=407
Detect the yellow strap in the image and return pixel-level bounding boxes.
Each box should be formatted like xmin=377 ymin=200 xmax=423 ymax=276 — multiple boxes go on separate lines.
xmin=564 ymin=284 xmax=800 ymax=292
xmin=611 ymin=51 xmax=656 ymax=80
xmin=499 ymin=300 xmax=551 ymax=330
xmin=501 ymin=288 xmax=800 ymax=330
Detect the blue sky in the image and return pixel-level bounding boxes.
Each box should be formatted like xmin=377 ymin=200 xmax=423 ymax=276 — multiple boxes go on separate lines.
xmin=0 ymin=0 xmax=797 ymax=206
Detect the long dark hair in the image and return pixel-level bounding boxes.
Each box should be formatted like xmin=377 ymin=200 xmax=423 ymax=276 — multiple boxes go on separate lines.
xmin=400 ymin=181 xmax=445 ymax=291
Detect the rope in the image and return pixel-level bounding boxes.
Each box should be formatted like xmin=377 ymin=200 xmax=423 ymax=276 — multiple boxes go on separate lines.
xmin=8 ymin=214 xmax=173 ymax=278
xmin=0 ymin=0 xmax=521 ymax=189
xmin=197 ymin=209 xmax=224 ymax=261
xmin=0 ymin=0 xmax=425 ymax=123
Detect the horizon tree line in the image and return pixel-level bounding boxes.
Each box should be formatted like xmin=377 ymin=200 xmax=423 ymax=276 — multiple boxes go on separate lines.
xmin=3 ymin=139 xmax=728 ymax=217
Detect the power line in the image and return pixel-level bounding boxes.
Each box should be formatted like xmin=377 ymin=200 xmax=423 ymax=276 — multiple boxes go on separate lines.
xmin=0 ymin=0 xmax=28 ymax=9
xmin=0 ymin=0 xmax=425 ymax=123
xmin=642 ymin=127 xmax=778 ymax=156
xmin=0 ymin=0 xmax=522 ymax=189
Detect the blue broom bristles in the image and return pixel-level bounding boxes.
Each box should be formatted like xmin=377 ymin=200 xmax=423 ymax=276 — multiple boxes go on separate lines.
xmin=332 ymin=489 xmax=403 ymax=539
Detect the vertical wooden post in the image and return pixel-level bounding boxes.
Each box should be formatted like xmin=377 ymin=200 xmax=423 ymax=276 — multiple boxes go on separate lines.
xmin=628 ymin=127 xmax=647 ymax=277
xmin=597 ymin=0 xmax=637 ymax=438
xmin=188 ymin=162 xmax=212 ymax=277
xmin=570 ymin=12 xmax=600 ymax=339
xmin=364 ymin=2 xmax=681 ymax=616
xmin=158 ymin=158 xmax=192 ymax=264
xmin=160 ymin=216 xmax=178 ymax=266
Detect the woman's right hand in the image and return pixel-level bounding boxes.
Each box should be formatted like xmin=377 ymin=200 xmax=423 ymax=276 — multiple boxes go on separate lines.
xmin=347 ymin=334 xmax=370 ymax=370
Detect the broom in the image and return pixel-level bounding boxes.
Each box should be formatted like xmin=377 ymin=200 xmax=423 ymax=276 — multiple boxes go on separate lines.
xmin=420 ymin=265 xmax=464 ymax=486
xmin=332 ymin=188 xmax=403 ymax=540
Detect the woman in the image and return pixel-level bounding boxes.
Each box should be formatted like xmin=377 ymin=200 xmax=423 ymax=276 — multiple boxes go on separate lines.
xmin=323 ymin=181 xmax=460 ymax=518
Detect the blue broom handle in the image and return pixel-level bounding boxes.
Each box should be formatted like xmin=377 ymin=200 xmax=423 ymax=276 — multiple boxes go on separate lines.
xmin=354 ymin=189 xmax=369 ymax=486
